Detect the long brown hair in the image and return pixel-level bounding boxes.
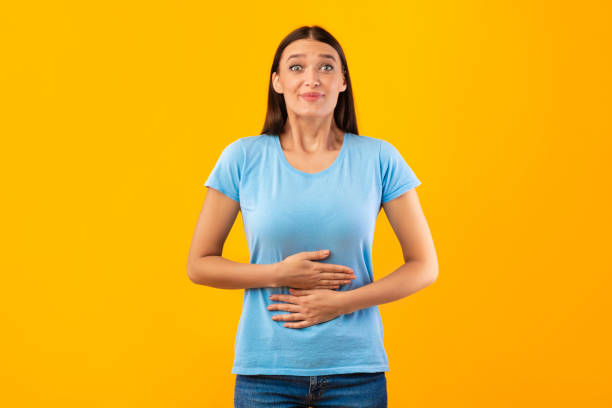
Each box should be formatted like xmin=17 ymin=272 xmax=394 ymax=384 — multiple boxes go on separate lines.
xmin=260 ymin=25 xmax=359 ymax=137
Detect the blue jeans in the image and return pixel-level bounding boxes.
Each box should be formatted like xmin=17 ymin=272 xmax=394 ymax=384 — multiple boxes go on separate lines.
xmin=234 ymin=372 xmax=387 ymax=407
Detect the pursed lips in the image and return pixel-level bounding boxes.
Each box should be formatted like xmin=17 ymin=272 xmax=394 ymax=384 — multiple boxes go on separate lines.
xmin=300 ymin=93 xmax=323 ymax=100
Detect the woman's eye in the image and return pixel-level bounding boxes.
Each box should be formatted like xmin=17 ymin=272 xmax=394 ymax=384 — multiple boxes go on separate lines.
xmin=289 ymin=64 xmax=334 ymax=72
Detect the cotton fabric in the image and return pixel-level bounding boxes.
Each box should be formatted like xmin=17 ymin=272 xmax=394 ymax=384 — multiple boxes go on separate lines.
xmin=204 ymin=132 xmax=421 ymax=375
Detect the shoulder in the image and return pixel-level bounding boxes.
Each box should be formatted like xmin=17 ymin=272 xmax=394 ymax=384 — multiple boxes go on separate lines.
xmin=346 ymin=133 xmax=380 ymax=149
xmin=348 ymin=133 xmax=395 ymax=149
xmin=347 ymin=134 xmax=401 ymax=160
xmin=377 ymin=137 xmax=401 ymax=155
xmin=215 ymin=134 xmax=271 ymax=162
xmin=235 ymin=134 xmax=275 ymax=166
xmin=375 ymin=138 xmax=412 ymax=165
xmin=212 ymin=138 xmax=245 ymax=167
xmin=239 ymin=134 xmax=272 ymax=152
xmin=345 ymin=133 xmax=384 ymax=161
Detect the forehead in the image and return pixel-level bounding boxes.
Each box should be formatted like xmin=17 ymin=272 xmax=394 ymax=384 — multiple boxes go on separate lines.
xmin=281 ymin=39 xmax=339 ymax=62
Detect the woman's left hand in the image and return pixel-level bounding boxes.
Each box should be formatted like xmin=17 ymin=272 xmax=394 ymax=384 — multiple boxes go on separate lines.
xmin=268 ymin=288 xmax=348 ymax=329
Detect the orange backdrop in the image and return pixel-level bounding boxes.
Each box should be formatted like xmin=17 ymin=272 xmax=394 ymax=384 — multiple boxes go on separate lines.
xmin=1 ymin=0 xmax=610 ymax=406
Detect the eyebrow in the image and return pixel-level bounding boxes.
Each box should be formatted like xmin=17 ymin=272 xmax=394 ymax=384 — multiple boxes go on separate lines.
xmin=286 ymin=53 xmax=337 ymax=62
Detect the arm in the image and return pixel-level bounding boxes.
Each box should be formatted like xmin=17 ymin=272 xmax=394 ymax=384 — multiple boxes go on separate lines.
xmin=341 ymin=187 xmax=439 ymax=314
xmin=187 ymin=187 xmax=279 ymax=289
xmin=189 ymin=255 xmax=279 ymax=289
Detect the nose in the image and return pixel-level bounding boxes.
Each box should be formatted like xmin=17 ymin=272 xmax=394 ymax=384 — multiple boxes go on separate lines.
xmin=305 ymin=68 xmax=320 ymax=87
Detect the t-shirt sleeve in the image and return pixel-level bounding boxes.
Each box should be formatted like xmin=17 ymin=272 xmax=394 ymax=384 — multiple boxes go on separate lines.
xmin=379 ymin=139 xmax=421 ymax=203
xmin=203 ymin=139 xmax=244 ymax=203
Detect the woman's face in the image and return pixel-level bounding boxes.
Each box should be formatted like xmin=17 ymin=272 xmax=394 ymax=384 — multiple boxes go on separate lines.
xmin=272 ymin=39 xmax=347 ymax=119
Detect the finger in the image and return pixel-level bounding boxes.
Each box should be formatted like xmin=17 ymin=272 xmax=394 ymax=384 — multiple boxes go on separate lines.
xmin=312 ymin=285 xmax=340 ymax=289
xmin=325 ymin=265 xmax=354 ymax=275
xmin=289 ymin=288 xmax=311 ymax=296
xmin=322 ymin=271 xmax=356 ymax=280
xmin=269 ymin=294 xmax=298 ymax=304
xmin=318 ymin=279 xmax=352 ymax=285
xmin=267 ymin=303 xmax=300 ymax=312
xmin=272 ymin=313 xmax=305 ymax=322
xmin=318 ymin=275 xmax=355 ymax=285
xmin=304 ymin=249 xmax=330 ymax=260
xmin=284 ymin=321 xmax=311 ymax=329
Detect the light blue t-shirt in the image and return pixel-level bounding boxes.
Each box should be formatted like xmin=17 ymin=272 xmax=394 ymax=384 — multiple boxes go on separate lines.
xmin=204 ymin=132 xmax=421 ymax=375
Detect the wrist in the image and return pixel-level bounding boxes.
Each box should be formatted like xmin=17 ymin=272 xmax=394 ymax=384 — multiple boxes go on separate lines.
xmin=269 ymin=262 xmax=282 ymax=288
xmin=339 ymin=290 xmax=356 ymax=315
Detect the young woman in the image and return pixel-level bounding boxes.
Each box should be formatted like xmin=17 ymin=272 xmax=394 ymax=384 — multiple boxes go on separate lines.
xmin=187 ymin=25 xmax=438 ymax=408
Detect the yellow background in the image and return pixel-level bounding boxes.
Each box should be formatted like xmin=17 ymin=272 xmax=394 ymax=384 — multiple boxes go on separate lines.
xmin=1 ymin=0 xmax=611 ymax=406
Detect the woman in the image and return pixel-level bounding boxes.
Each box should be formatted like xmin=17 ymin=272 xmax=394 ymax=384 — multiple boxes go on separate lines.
xmin=187 ymin=25 xmax=438 ymax=408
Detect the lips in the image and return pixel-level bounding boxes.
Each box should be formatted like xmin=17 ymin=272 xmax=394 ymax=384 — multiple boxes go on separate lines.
xmin=300 ymin=93 xmax=323 ymax=101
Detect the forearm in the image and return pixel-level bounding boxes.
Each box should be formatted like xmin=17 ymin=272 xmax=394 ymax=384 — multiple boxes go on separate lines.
xmin=341 ymin=260 xmax=437 ymax=314
xmin=187 ymin=256 xmax=279 ymax=289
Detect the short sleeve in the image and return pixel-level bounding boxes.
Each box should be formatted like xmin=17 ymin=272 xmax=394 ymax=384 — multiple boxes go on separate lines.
xmin=379 ymin=139 xmax=421 ymax=203
xmin=203 ymin=139 xmax=244 ymax=202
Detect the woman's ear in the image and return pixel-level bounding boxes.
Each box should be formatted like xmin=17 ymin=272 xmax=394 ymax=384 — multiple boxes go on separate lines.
xmin=272 ymin=73 xmax=282 ymax=94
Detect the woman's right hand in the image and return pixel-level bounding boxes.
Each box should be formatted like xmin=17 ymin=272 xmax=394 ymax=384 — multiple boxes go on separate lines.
xmin=275 ymin=250 xmax=356 ymax=290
